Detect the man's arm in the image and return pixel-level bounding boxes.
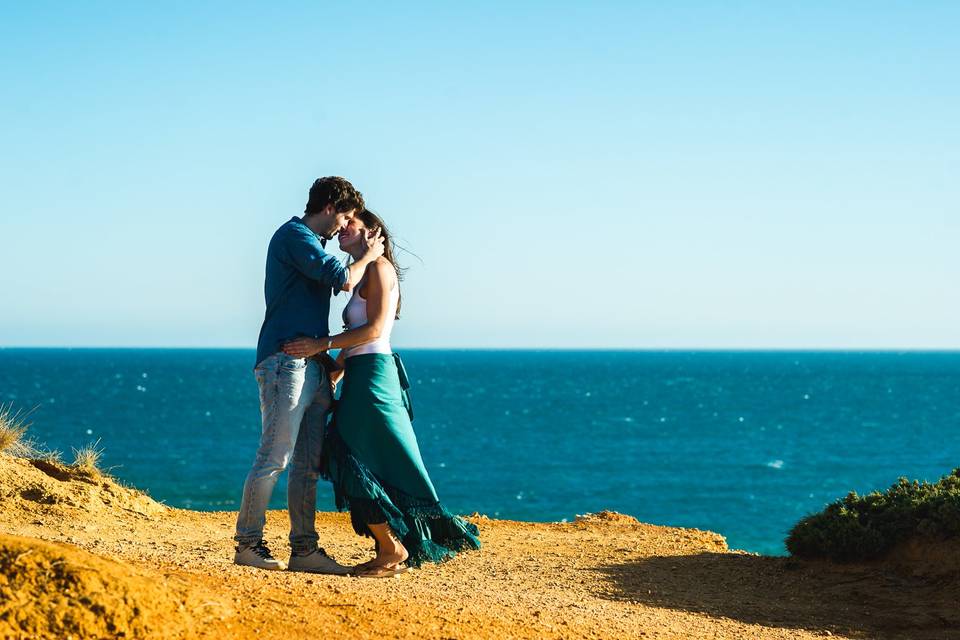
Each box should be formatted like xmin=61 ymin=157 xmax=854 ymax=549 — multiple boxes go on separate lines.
xmin=286 ymin=228 xmax=384 ymax=291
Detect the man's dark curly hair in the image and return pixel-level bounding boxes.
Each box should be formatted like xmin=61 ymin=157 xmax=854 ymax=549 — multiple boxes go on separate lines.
xmin=304 ymin=176 xmax=365 ymax=216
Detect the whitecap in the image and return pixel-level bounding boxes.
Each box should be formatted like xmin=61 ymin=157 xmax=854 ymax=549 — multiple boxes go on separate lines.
xmin=766 ymin=459 xmax=784 ymax=470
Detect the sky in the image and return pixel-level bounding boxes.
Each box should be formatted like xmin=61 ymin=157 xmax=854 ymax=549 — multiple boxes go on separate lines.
xmin=1 ymin=2 xmax=957 ymax=349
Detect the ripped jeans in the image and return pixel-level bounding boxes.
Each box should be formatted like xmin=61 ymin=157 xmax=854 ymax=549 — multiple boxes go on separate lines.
xmin=234 ymin=352 xmax=331 ymax=553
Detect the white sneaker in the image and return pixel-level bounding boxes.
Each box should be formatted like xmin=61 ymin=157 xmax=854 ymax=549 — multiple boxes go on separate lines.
xmin=287 ymin=548 xmax=351 ymax=575
xmin=234 ymin=541 xmax=286 ymax=571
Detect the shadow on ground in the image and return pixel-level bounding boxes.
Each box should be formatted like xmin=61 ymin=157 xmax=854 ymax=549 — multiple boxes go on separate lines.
xmin=595 ymin=552 xmax=960 ymax=640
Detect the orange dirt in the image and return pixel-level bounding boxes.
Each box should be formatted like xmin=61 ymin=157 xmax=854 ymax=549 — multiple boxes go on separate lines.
xmin=0 ymin=534 xmax=230 ymax=639
xmin=1 ymin=453 xmax=958 ymax=640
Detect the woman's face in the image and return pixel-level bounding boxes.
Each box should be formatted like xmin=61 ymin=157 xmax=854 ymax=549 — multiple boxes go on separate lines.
xmin=337 ymin=217 xmax=368 ymax=251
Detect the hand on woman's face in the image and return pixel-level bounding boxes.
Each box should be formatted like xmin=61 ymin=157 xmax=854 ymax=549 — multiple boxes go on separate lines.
xmin=337 ymin=218 xmax=366 ymax=251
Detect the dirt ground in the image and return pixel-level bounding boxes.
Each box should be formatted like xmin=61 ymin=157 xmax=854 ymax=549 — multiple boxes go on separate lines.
xmin=2 ymin=454 xmax=958 ymax=640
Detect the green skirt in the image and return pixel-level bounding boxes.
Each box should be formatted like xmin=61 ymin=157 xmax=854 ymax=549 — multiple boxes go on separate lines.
xmin=320 ymin=353 xmax=480 ymax=567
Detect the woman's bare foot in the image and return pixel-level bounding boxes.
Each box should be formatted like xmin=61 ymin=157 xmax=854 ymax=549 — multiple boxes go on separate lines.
xmin=353 ymin=544 xmax=408 ymax=575
xmin=354 ymin=523 xmax=408 ymax=577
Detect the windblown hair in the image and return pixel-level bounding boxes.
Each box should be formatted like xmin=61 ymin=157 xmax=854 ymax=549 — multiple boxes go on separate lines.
xmin=355 ymin=208 xmax=404 ymax=319
xmin=304 ymin=176 xmax=365 ymax=215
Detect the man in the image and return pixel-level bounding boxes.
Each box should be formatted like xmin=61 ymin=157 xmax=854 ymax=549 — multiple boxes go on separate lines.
xmin=234 ymin=176 xmax=385 ymax=572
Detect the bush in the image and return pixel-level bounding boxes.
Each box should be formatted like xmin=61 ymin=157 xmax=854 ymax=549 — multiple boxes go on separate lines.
xmin=787 ymin=469 xmax=960 ymax=561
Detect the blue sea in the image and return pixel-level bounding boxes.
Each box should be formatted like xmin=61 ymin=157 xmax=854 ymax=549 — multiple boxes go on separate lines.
xmin=1 ymin=349 xmax=958 ymax=555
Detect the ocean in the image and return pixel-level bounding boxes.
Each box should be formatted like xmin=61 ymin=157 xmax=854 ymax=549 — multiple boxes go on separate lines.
xmin=1 ymin=348 xmax=958 ymax=556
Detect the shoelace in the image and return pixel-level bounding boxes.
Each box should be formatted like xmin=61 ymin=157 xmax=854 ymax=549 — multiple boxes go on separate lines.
xmin=252 ymin=542 xmax=274 ymax=559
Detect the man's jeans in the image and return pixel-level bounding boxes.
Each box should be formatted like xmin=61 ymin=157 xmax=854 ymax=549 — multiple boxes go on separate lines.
xmin=235 ymin=353 xmax=330 ymax=553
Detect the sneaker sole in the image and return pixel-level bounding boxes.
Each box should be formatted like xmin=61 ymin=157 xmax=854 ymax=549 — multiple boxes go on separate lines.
xmin=234 ymin=559 xmax=287 ymax=571
xmin=286 ymin=565 xmax=351 ymax=575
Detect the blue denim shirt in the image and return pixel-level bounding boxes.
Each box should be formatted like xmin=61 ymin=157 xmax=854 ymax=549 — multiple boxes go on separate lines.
xmin=255 ymin=217 xmax=348 ymax=367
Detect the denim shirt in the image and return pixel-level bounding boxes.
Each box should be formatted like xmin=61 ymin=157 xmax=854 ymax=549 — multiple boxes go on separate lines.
xmin=255 ymin=217 xmax=348 ymax=367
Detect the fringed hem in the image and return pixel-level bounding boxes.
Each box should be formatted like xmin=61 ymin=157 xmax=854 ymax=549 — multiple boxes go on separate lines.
xmin=320 ymin=428 xmax=481 ymax=567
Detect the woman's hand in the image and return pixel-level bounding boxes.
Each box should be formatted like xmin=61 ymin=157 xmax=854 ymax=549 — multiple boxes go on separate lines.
xmin=330 ymin=370 xmax=344 ymax=393
xmin=282 ymin=337 xmax=325 ymax=358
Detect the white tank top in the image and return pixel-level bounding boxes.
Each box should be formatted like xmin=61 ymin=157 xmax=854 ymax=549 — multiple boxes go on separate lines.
xmin=342 ymin=270 xmax=399 ymax=358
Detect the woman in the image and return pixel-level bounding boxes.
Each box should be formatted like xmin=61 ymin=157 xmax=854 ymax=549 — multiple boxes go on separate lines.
xmin=283 ymin=209 xmax=480 ymax=577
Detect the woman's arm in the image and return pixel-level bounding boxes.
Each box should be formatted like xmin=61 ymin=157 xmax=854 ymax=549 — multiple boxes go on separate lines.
xmin=329 ymin=259 xmax=393 ymax=349
xmin=329 ymin=348 xmax=347 ymax=389
xmin=341 ymin=229 xmax=385 ymax=292
xmin=282 ymin=259 xmax=396 ymax=358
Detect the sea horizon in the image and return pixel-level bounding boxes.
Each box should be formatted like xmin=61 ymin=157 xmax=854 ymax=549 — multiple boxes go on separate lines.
xmin=3 ymin=346 xmax=959 ymax=352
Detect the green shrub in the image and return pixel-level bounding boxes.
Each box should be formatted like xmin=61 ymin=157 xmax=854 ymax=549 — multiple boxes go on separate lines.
xmin=787 ymin=469 xmax=960 ymax=561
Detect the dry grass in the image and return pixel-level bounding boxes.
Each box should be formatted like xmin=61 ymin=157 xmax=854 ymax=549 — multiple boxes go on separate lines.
xmin=36 ymin=448 xmax=64 ymax=464
xmin=71 ymin=439 xmax=104 ymax=475
xmin=0 ymin=404 xmax=39 ymax=458
xmin=1 ymin=402 xmax=103 ymax=473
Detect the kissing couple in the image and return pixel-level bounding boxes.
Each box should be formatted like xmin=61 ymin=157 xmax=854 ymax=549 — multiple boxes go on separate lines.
xmin=232 ymin=176 xmax=480 ymax=578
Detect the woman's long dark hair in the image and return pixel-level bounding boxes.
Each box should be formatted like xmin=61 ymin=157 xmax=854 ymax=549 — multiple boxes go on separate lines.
xmin=355 ymin=208 xmax=404 ymax=319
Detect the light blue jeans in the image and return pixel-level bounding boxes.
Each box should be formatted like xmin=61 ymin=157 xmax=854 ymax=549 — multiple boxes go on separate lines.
xmin=234 ymin=352 xmax=331 ymax=553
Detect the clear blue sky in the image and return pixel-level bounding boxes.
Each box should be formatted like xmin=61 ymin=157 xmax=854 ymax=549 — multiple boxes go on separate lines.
xmin=1 ymin=2 xmax=957 ymax=349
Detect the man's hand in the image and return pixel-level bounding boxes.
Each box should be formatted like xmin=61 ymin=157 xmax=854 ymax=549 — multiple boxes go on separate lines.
xmin=282 ymin=337 xmax=324 ymax=358
xmin=362 ymin=228 xmax=385 ymax=262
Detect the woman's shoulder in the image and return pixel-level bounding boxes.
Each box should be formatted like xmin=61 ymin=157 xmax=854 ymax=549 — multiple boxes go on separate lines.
xmin=368 ymin=257 xmax=397 ymax=277
xmin=362 ymin=258 xmax=398 ymax=289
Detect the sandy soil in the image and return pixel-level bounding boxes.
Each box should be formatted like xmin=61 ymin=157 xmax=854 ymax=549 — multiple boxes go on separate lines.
xmin=1 ymin=454 xmax=958 ymax=640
